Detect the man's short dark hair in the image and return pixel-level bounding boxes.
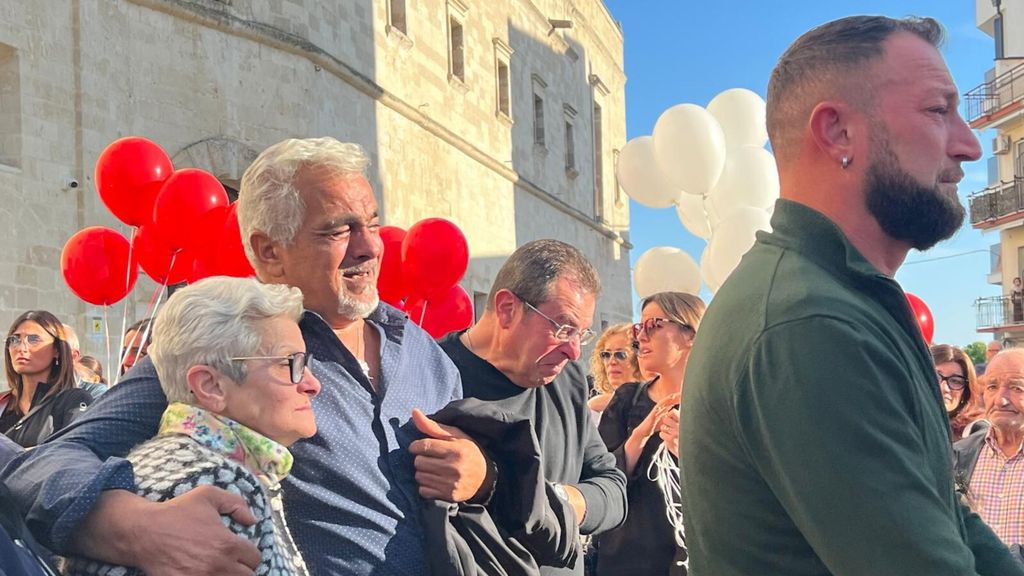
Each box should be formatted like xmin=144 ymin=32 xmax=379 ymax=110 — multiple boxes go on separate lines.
xmin=486 ymin=240 xmax=601 ymax=310
xmin=766 ymin=15 xmax=944 ymax=161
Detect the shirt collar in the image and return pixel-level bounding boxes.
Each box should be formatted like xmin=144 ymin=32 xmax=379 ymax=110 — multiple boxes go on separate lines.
xmin=159 ymin=402 xmax=294 ymax=485
xmin=983 ymin=429 xmax=1024 ymax=459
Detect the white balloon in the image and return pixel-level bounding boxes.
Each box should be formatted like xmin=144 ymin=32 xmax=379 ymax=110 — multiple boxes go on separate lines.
xmin=615 ymin=136 xmax=682 ymax=209
xmin=633 ymin=247 xmax=702 ymax=298
xmin=700 ymin=245 xmax=721 ymax=294
xmin=708 ymin=146 xmax=780 ymax=222
xmin=706 ymin=207 xmax=772 ymax=287
xmin=652 ymin=104 xmax=727 ymax=196
xmin=675 ymin=193 xmax=712 ymax=240
xmin=707 ymin=88 xmax=768 ymax=150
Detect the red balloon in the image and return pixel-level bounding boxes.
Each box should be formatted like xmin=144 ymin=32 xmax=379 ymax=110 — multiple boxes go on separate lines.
xmin=133 ymin=224 xmax=194 ymax=285
xmin=95 ymin=137 xmax=173 ymax=227
xmin=378 ymin=226 xmax=408 ymax=306
xmin=152 ymin=168 xmax=229 ymax=252
xmin=61 ymin=227 xmax=138 ymax=305
xmin=905 ymin=292 xmax=934 ymax=344
xmin=402 ymin=218 xmax=470 ymax=301
xmin=407 ymin=285 xmax=474 ymax=338
xmin=217 ymin=204 xmax=256 ymax=278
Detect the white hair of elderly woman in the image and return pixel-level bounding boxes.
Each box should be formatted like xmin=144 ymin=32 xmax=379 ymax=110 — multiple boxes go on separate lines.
xmin=149 ymin=277 xmax=304 ymax=404
xmin=237 ymin=137 xmax=370 ymax=269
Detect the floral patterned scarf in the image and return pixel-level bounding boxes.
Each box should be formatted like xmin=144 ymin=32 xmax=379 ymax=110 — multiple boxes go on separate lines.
xmin=159 ymin=402 xmax=294 ymax=486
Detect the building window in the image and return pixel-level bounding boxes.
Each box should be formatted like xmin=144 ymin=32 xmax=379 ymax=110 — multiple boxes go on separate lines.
xmin=388 ymin=0 xmax=407 ymax=36
xmin=447 ymin=0 xmax=468 ymax=84
xmin=612 ymin=149 xmax=623 ymax=205
xmin=564 ymin=104 xmax=578 ymax=178
xmin=493 ymin=38 xmax=513 ymax=120
xmin=0 ymin=43 xmax=21 ymax=169
xmin=593 ymin=102 xmax=604 ymax=216
xmin=532 ymin=75 xmax=547 ymax=148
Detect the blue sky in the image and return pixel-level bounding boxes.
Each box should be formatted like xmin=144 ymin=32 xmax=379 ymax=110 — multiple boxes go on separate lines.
xmin=603 ymin=0 xmax=1000 ymax=347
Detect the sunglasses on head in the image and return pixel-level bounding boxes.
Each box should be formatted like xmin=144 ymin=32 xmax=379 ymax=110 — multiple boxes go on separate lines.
xmin=599 ymin=350 xmax=630 ymax=361
xmin=230 ymin=351 xmax=312 ymax=384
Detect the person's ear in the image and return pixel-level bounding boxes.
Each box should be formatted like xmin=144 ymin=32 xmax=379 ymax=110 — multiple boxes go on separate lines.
xmin=493 ymin=289 xmax=520 ymax=329
xmin=808 ymin=100 xmax=858 ymax=169
xmin=250 ymin=232 xmax=285 ymax=280
xmin=186 ymin=365 xmax=230 ymax=413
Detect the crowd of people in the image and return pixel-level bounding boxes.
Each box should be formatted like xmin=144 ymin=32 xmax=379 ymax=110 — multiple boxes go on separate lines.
xmin=1 ymin=12 xmax=1022 ymax=576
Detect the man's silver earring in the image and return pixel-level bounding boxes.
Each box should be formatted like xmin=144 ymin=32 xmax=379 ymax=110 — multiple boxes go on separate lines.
xmin=841 ymin=156 xmax=850 ymax=170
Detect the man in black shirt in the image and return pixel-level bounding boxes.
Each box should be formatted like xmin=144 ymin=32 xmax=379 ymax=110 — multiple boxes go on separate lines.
xmin=436 ymin=239 xmax=627 ymax=576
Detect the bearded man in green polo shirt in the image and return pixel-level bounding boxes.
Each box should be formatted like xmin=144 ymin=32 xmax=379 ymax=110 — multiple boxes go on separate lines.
xmin=679 ymin=15 xmax=1024 ymax=575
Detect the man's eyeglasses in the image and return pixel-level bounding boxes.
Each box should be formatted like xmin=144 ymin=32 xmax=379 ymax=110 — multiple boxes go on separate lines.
xmin=230 ymin=352 xmax=312 ymax=384
xmin=599 ymin=350 xmax=630 ymax=362
xmin=6 ymin=334 xmax=52 ymax=349
xmin=936 ymin=372 xmax=967 ymax=391
xmin=515 ymin=295 xmax=596 ymax=346
xmin=630 ymin=317 xmax=693 ymax=340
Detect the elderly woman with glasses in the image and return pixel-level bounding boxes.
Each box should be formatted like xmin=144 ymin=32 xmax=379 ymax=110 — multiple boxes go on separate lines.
xmin=66 ymin=277 xmax=320 ymax=576
xmin=931 ymin=344 xmax=983 ymax=439
xmin=588 ymin=323 xmax=642 ymax=423
xmin=0 ymin=310 xmax=93 ymax=448
xmin=596 ymin=291 xmax=706 ymax=576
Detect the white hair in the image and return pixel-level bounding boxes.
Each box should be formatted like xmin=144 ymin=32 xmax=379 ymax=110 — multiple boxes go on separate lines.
xmin=149 ymin=277 xmax=305 ymax=404
xmin=237 ymin=137 xmax=370 ymax=271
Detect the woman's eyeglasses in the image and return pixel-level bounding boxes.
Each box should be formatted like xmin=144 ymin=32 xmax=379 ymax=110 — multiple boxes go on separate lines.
xmin=937 ymin=372 xmax=967 ymax=391
xmin=230 ymin=352 xmax=312 ymax=384
xmin=6 ymin=334 xmax=52 ymax=349
xmin=599 ymin=350 xmax=630 ymax=361
xmin=630 ymin=317 xmax=693 ymax=340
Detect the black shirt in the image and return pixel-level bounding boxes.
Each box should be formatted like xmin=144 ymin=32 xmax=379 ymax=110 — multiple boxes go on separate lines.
xmin=0 ymin=382 xmax=92 ymax=448
xmin=438 ymin=332 xmax=627 ymax=576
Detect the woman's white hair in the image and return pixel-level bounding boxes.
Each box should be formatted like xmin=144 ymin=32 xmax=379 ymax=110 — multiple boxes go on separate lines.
xmin=237 ymin=137 xmax=370 ymax=270
xmin=149 ymin=277 xmax=305 ymax=404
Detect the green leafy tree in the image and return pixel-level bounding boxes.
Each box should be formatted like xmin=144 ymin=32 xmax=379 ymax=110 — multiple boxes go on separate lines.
xmin=963 ymin=341 xmax=986 ymax=367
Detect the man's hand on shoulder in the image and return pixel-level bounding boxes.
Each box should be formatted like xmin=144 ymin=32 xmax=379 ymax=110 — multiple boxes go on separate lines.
xmin=409 ymin=408 xmax=495 ymax=503
xmin=72 ymin=487 xmax=261 ymax=576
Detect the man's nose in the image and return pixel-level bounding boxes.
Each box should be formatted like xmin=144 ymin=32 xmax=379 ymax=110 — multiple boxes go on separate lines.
xmin=950 ymin=111 xmax=982 ymax=162
xmin=350 ymin=226 xmax=383 ymax=261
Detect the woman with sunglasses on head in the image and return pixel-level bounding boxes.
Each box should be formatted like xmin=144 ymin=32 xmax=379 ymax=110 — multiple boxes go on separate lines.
xmin=931 ymin=344 xmax=984 ymax=439
xmin=0 ymin=310 xmax=93 ymax=448
xmin=588 ymin=323 xmax=642 ymax=424
xmin=596 ymin=292 xmax=705 ymax=576
xmin=65 ymin=277 xmax=319 ymax=576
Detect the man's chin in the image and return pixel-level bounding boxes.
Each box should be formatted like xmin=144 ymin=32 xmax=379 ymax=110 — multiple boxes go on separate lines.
xmin=338 ymin=294 xmax=380 ymax=319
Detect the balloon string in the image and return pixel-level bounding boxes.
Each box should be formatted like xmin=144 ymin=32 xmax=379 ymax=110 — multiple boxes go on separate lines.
xmin=113 ymin=261 xmax=170 ymax=385
xmin=419 ymin=300 xmax=428 ymax=326
xmin=103 ymin=305 xmax=111 ymax=388
xmin=699 ymin=193 xmax=712 ymax=235
xmin=116 ymin=227 xmax=136 ymax=386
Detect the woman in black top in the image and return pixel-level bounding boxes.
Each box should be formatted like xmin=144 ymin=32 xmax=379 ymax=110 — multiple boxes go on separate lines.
xmin=0 ymin=310 xmax=92 ymax=447
xmin=597 ymin=292 xmax=705 ymax=576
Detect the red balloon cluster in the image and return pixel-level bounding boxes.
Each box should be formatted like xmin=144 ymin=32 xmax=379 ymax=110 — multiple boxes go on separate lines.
xmin=377 ymin=218 xmax=473 ymax=338
xmin=905 ymin=292 xmax=934 ymax=344
xmin=61 ymin=137 xmax=255 ymax=306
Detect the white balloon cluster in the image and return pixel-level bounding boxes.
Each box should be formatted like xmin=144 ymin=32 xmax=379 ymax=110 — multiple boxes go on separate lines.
xmin=618 ymin=88 xmax=778 ymax=298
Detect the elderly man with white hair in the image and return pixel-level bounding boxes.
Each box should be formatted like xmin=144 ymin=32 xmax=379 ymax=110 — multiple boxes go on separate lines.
xmin=66 ymin=276 xmax=319 ymax=576
xmin=5 ymin=137 xmax=484 ymax=576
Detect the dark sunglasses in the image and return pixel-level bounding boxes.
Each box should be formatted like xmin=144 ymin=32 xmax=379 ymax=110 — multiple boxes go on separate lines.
xmin=599 ymin=350 xmax=630 ymax=361
xmin=630 ymin=317 xmax=693 ymax=340
xmin=230 ymin=351 xmax=312 ymax=384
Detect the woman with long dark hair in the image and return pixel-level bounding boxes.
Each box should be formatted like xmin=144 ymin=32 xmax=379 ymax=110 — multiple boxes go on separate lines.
xmin=0 ymin=310 xmax=92 ymax=447
xmin=930 ymin=343 xmax=982 ymax=439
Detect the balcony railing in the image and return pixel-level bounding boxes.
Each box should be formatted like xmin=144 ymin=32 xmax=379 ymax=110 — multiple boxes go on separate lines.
xmin=976 ymin=295 xmax=1024 ymax=330
xmin=968 ymin=177 xmax=1024 ymax=225
xmin=964 ymin=62 xmax=1024 ymax=126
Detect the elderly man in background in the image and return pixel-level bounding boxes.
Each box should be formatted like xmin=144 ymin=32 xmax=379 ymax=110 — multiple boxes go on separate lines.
xmin=432 ymin=239 xmax=628 ymax=575
xmin=3 ymin=137 xmax=488 ymax=575
xmin=679 ymin=15 xmax=1023 ymax=575
xmin=955 ymin=348 xmax=1024 ymax=547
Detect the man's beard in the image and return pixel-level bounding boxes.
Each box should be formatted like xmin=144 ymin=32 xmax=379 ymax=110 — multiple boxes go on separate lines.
xmin=339 ymin=290 xmax=379 ymax=319
xmin=864 ymin=133 xmax=965 ymax=251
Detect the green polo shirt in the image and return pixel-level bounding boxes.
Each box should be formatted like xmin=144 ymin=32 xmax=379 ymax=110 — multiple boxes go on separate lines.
xmin=679 ymin=200 xmax=1022 ymax=575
